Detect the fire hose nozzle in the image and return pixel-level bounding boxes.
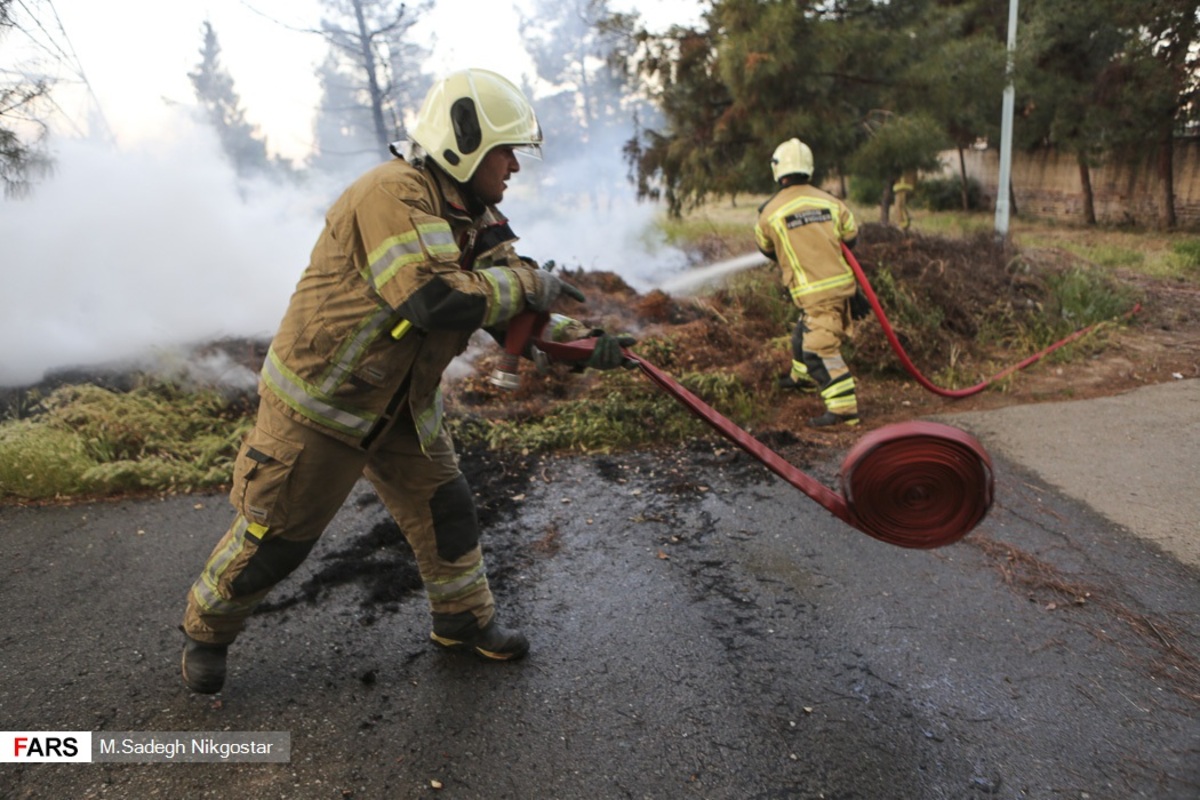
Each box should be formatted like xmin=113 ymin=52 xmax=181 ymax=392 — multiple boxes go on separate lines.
xmin=531 ymin=346 xmax=550 ymax=375
xmin=488 ymin=346 xmax=550 ymax=389
xmin=488 ymin=352 xmax=522 ymax=390
xmin=490 ymin=311 xmax=552 ymax=390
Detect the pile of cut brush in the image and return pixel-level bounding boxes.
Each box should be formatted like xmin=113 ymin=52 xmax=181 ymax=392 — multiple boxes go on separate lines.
xmin=451 ymin=223 xmax=1071 ymax=424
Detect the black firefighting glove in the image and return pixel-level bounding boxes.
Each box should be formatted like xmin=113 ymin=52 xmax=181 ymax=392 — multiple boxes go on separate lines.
xmin=584 ymin=331 xmax=638 ymax=370
xmin=524 ymin=261 xmax=585 ymax=312
xmin=849 ymin=286 xmax=873 ymax=321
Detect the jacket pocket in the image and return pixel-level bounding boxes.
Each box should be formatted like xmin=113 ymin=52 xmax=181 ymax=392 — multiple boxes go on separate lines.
xmin=229 ymin=426 xmax=304 ymax=534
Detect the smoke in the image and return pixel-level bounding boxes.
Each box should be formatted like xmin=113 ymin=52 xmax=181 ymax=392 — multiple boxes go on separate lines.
xmin=0 ymin=113 xmax=325 ymax=388
xmin=502 ymin=132 xmax=691 ymax=292
xmin=0 ymin=110 xmax=697 ymax=390
xmin=506 ymin=183 xmax=691 ymax=292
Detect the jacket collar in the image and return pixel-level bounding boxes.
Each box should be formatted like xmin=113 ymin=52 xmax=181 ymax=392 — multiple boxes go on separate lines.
xmin=421 ymin=159 xmax=507 ymax=227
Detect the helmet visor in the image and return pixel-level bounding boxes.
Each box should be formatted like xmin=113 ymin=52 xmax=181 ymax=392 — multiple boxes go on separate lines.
xmin=512 ymin=142 xmax=542 ymax=161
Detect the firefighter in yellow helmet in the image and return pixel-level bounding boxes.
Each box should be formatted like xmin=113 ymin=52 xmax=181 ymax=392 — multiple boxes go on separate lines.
xmin=754 ymin=138 xmax=863 ymax=428
xmin=180 ymin=69 xmax=635 ymax=693
xmin=892 ymin=170 xmax=917 ymax=230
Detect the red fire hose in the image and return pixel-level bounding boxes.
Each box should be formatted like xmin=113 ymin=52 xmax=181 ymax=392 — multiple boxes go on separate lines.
xmin=531 ymin=334 xmax=994 ymax=549
xmin=842 ymin=243 xmax=1141 ymax=398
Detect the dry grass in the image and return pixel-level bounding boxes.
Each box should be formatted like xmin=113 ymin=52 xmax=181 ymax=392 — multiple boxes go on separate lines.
xmin=971 ymin=535 xmax=1200 ymax=702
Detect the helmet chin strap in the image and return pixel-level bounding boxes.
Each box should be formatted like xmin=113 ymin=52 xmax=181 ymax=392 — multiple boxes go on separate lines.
xmin=442 ymin=159 xmax=488 ymax=213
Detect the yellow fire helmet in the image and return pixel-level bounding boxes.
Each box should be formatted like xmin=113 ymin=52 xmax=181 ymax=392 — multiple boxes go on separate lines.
xmin=771 ymin=138 xmax=815 ymax=183
xmin=409 ymin=68 xmax=543 ymax=183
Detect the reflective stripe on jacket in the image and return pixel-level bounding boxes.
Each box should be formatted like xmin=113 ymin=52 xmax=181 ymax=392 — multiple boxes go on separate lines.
xmin=260 ymin=157 xmax=546 ymax=450
xmin=754 ymin=184 xmax=858 ymax=307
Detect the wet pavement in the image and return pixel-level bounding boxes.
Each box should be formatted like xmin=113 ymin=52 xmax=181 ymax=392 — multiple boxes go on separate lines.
xmin=1 ymin=385 xmax=1198 ymax=799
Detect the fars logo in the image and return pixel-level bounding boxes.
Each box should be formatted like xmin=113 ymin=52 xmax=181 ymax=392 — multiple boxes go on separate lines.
xmin=1 ymin=732 xmax=92 ymax=762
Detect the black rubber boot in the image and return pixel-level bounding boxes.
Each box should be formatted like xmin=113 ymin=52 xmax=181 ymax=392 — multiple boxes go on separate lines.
xmin=778 ymin=373 xmax=819 ymax=392
xmin=181 ymin=637 xmax=228 ymax=694
xmin=431 ymin=613 xmax=529 ymax=661
xmin=808 ymin=411 xmax=860 ymax=428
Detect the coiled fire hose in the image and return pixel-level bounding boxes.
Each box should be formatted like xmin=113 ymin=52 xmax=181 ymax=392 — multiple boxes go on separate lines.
xmin=530 ymin=332 xmax=994 ymax=549
xmin=841 ymin=243 xmax=1142 ymax=398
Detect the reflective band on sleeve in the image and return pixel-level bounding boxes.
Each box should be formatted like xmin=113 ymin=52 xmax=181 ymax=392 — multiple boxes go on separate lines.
xmin=262 ymin=348 xmax=378 ymax=437
xmin=547 ymin=313 xmax=574 ymax=342
xmin=477 ymin=267 xmax=523 ymax=326
xmin=754 ymin=224 xmax=772 ymax=252
xmin=367 ymin=222 xmax=458 ymax=291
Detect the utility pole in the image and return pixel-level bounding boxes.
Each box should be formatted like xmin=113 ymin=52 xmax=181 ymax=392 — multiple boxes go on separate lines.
xmin=994 ymin=0 xmax=1019 ymax=241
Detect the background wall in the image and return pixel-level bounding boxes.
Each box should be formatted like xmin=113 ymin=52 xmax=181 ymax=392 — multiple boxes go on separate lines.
xmin=945 ymin=140 xmax=1200 ymax=229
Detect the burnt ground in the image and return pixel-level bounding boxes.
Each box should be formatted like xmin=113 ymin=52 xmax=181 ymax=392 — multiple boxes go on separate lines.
xmin=2 ymin=227 xmax=1198 ymax=797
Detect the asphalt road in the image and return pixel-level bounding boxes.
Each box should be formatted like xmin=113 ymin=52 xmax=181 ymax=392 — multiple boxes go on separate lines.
xmin=1 ymin=381 xmax=1197 ymax=799
xmin=935 ymin=377 xmax=1200 ymax=570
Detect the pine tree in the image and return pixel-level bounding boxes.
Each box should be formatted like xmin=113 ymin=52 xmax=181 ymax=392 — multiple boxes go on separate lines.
xmin=188 ymin=21 xmax=290 ymax=183
xmin=518 ymin=0 xmax=648 ymax=207
xmin=0 ymin=0 xmax=53 ymax=197
xmin=308 ymin=0 xmax=430 ymax=178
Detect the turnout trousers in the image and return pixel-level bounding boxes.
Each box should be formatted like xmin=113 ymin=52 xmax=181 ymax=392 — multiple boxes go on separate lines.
xmin=182 ymin=396 xmax=495 ymax=645
xmin=789 ymin=298 xmax=859 ymax=418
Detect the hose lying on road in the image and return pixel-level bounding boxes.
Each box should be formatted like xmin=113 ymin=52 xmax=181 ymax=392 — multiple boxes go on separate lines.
xmin=842 ymin=242 xmax=1142 ymax=399
xmin=535 ymin=336 xmax=994 ymax=549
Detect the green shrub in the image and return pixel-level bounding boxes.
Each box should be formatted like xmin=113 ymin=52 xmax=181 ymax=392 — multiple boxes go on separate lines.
xmin=849 ymin=175 xmax=886 ymax=205
xmin=1026 ymin=268 xmax=1139 ymax=354
xmin=714 ymin=267 xmax=796 ymax=331
xmin=0 ymin=423 xmax=98 ymax=500
xmin=454 ymin=370 xmax=758 ymax=455
xmin=866 ymin=265 xmax=946 ymax=334
xmin=1169 ymin=239 xmax=1200 ymax=272
xmin=0 ymin=380 xmax=253 ymax=503
xmin=1086 ymin=245 xmax=1145 ymax=269
xmin=916 ymin=176 xmax=984 ymax=211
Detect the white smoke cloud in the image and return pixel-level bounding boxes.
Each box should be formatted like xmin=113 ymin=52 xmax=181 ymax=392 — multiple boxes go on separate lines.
xmin=0 ymin=111 xmax=701 ymax=390
xmin=506 ymin=185 xmax=691 ymax=292
xmin=502 ymin=132 xmax=691 ymax=292
xmin=0 ymin=114 xmax=326 ymax=387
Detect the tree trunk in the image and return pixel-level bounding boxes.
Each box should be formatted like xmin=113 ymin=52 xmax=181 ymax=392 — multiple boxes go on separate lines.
xmin=1159 ymin=127 xmax=1177 ymax=229
xmin=880 ymin=183 xmax=892 ymax=225
xmin=957 ymin=146 xmax=969 ymax=210
xmin=353 ymin=0 xmax=390 ymax=154
xmin=1078 ymin=156 xmax=1096 ymax=226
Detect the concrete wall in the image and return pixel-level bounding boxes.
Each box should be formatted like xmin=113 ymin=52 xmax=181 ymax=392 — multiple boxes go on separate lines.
xmin=943 ymin=140 xmax=1200 ymax=229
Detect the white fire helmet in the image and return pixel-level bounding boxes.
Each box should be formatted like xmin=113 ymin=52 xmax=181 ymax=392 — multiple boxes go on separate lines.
xmin=409 ymin=69 xmax=543 ymax=183
xmin=771 ymin=138 xmax=815 ymax=183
